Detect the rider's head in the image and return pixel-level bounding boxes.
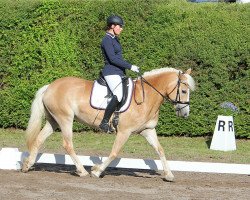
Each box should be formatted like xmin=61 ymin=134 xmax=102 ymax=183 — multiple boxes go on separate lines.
xmin=106 ymin=15 xmax=124 ymax=36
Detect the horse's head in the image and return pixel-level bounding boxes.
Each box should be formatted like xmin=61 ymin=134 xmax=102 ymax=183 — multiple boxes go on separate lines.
xmin=142 ymin=67 xmax=195 ymax=118
xmin=167 ymin=68 xmax=195 ymax=118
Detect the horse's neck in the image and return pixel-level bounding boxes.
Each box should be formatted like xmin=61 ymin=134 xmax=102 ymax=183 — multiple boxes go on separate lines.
xmin=145 ymin=72 xmax=176 ymax=94
xmin=140 ymin=73 xmax=173 ymax=108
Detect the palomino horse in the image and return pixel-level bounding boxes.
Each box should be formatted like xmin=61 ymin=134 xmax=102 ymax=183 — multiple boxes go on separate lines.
xmin=22 ymin=67 xmax=195 ymax=182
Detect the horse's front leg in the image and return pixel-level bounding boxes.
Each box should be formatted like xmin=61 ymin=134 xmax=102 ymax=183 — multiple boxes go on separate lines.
xmin=141 ymin=128 xmax=174 ymax=182
xmin=91 ymin=131 xmax=130 ymax=178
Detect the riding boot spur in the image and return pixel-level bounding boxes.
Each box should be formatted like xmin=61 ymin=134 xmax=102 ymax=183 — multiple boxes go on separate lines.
xmin=99 ymin=95 xmax=119 ymax=133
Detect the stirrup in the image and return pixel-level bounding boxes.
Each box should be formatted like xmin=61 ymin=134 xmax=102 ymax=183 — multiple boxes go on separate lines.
xmin=99 ymin=122 xmax=115 ymax=133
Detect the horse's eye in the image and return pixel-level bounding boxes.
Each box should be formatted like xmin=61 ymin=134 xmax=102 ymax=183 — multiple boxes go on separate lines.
xmin=182 ymin=90 xmax=187 ymax=94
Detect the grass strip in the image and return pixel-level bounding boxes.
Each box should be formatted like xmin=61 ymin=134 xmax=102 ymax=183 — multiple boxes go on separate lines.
xmin=0 ymin=128 xmax=249 ymax=164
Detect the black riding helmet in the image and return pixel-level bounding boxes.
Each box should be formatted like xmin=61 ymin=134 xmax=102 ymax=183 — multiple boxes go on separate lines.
xmin=107 ymin=15 xmax=124 ymax=27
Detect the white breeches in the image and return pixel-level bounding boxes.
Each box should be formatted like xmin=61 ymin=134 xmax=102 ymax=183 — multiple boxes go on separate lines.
xmin=104 ymin=75 xmax=123 ymax=102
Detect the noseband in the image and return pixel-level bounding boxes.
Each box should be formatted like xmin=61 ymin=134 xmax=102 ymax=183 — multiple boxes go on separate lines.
xmin=137 ymin=72 xmax=190 ymax=110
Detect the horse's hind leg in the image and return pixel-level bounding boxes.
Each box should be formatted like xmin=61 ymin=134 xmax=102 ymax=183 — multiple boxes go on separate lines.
xmin=22 ymin=120 xmax=55 ymax=172
xmin=60 ymin=121 xmax=89 ymax=177
xmin=141 ymin=128 xmax=174 ymax=182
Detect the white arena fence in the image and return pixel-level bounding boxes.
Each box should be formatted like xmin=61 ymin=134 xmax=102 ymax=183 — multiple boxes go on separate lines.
xmin=0 ymin=148 xmax=249 ymax=175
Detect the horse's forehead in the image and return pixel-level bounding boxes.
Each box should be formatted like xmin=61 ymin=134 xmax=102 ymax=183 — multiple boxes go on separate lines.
xmin=179 ymin=74 xmax=191 ymax=89
xmin=180 ymin=73 xmax=188 ymax=82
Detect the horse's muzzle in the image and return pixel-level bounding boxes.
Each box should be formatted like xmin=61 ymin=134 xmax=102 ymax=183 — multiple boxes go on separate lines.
xmin=175 ymin=104 xmax=190 ymax=118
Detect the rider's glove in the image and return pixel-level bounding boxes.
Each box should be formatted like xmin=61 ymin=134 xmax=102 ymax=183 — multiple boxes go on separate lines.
xmin=131 ymin=65 xmax=140 ymax=73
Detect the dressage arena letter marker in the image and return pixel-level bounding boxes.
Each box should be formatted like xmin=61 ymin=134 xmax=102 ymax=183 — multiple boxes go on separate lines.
xmin=210 ymin=115 xmax=236 ymax=151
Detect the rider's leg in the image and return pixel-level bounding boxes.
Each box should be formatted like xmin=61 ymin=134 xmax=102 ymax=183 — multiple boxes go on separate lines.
xmin=104 ymin=75 xmax=123 ymax=103
xmin=99 ymin=95 xmax=119 ymax=132
xmin=99 ymin=75 xmax=123 ymax=133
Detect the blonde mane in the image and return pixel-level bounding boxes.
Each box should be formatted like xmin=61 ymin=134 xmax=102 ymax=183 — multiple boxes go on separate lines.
xmin=143 ymin=67 xmax=195 ymax=91
xmin=143 ymin=67 xmax=181 ymax=77
xmin=186 ymin=74 xmax=195 ymax=91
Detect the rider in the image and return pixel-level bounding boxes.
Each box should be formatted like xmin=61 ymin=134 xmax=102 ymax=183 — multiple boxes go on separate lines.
xmin=99 ymin=15 xmax=140 ymax=133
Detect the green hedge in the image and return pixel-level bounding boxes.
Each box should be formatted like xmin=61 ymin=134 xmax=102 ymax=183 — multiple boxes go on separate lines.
xmin=1 ymin=0 xmax=249 ymax=138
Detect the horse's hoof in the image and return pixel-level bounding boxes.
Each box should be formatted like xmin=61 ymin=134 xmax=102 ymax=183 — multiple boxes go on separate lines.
xmin=21 ymin=160 xmax=29 ymax=173
xmin=78 ymin=170 xmax=89 ymax=177
xmin=75 ymin=170 xmax=89 ymax=177
xmin=21 ymin=168 xmax=29 ymax=173
xmin=91 ymin=170 xmax=101 ymax=178
xmin=21 ymin=163 xmax=30 ymax=173
xmin=164 ymin=173 xmax=175 ymax=182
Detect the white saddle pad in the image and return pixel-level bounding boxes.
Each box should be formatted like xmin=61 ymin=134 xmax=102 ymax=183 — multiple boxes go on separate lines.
xmin=90 ymin=78 xmax=134 ymax=113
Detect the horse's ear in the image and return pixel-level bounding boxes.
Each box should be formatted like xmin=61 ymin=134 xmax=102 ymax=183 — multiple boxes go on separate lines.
xmin=185 ymin=68 xmax=192 ymax=75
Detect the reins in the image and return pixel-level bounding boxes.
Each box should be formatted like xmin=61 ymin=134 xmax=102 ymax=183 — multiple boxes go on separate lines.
xmin=136 ymin=71 xmax=190 ymax=107
xmin=136 ymin=73 xmax=169 ymax=103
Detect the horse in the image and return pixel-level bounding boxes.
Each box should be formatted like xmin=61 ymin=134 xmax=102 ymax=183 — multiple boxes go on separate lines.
xmin=21 ymin=67 xmax=195 ymax=182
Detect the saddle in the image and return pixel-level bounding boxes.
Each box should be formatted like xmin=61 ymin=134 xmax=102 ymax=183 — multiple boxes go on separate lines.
xmin=90 ymin=74 xmax=134 ymax=113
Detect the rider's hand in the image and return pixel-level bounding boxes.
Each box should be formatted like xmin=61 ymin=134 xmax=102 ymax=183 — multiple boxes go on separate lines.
xmin=131 ymin=65 xmax=140 ymax=73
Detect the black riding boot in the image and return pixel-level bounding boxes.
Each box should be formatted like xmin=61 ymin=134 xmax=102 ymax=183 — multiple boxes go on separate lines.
xmin=99 ymin=95 xmax=119 ymax=133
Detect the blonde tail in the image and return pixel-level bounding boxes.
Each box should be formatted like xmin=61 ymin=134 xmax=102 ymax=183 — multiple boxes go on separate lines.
xmin=26 ymin=85 xmax=49 ymax=151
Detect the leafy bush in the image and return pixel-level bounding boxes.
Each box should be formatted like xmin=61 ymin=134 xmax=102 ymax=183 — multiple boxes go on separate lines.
xmin=1 ymin=0 xmax=249 ymax=138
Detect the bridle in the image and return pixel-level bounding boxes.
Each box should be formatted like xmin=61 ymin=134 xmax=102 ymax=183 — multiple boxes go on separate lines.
xmin=136 ymin=71 xmax=190 ymax=111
